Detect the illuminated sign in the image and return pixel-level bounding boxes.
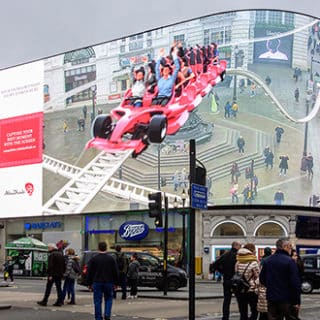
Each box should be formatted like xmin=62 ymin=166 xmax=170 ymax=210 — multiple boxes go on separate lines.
xmin=24 ymin=221 xmax=62 ymax=230
xmin=119 ymin=221 xmax=149 ymax=241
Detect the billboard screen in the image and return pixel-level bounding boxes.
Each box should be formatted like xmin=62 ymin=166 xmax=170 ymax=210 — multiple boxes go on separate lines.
xmin=0 ymin=10 xmax=319 ymax=217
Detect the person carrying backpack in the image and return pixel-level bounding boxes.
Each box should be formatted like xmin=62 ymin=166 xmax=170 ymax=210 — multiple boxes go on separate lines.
xmin=213 ymin=241 xmax=241 ymax=320
xmin=234 ymin=243 xmax=260 ymax=320
xmin=114 ymin=245 xmax=128 ymax=300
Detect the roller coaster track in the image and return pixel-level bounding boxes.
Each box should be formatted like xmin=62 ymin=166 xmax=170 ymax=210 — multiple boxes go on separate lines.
xmin=227 ymin=68 xmax=320 ymax=123
xmin=43 ymin=154 xmax=188 ymax=214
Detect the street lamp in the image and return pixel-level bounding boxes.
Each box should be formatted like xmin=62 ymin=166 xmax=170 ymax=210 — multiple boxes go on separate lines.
xmin=180 ymin=189 xmax=187 ymax=270
xmin=91 ymin=85 xmax=97 ymax=123
xmin=232 ymin=46 xmax=240 ymax=103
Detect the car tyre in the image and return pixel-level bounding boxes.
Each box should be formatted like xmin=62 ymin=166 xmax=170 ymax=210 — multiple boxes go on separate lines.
xmin=148 ymin=115 xmax=167 ymax=143
xmin=91 ymin=114 xmax=113 ymax=139
xmin=167 ymin=277 xmax=180 ymax=291
xmin=301 ymin=280 xmax=313 ymax=293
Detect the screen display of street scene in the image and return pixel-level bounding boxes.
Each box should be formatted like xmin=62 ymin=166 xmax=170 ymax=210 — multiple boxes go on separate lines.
xmin=0 ymin=10 xmax=320 ymax=217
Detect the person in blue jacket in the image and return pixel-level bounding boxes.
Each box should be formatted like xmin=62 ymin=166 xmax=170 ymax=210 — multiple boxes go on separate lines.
xmin=259 ymin=238 xmax=301 ymax=320
xmin=152 ymin=46 xmax=180 ymax=106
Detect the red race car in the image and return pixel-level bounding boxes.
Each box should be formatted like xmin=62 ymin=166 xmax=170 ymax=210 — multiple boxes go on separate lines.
xmin=86 ymin=60 xmax=227 ymax=157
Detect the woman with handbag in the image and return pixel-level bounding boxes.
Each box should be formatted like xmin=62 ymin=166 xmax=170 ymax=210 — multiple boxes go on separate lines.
xmin=235 ymin=243 xmax=260 ymax=320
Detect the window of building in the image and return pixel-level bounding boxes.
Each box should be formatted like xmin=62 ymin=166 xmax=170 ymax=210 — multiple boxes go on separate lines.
xmin=212 ymin=222 xmax=244 ymax=237
xmin=256 ymin=11 xmax=267 ymax=23
xmin=64 ymin=47 xmax=96 ymax=65
xmin=255 ymin=222 xmax=286 ymax=237
xmin=120 ymin=45 xmax=126 ymax=53
xmin=121 ymin=79 xmax=127 ymax=91
xmin=147 ymin=39 xmax=152 ymax=47
xmin=173 ymin=34 xmax=185 ymax=46
xmin=284 ymin=12 xmax=294 ymax=26
xmin=268 ymin=11 xmax=283 ymax=25
xmin=204 ymin=26 xmax=232 ymax=46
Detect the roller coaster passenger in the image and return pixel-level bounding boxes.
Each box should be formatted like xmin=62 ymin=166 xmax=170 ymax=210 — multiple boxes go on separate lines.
xmin=127 ymin=67 xmax=146 ymax=107
xmin=152 ymin=47 xmax=180 ymax=106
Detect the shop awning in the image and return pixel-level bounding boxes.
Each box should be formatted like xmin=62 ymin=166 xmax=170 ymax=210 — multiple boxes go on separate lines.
xmin=5 ymin=236 xmax=48 ymax=252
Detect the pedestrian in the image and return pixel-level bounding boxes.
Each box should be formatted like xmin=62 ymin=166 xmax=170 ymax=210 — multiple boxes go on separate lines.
xmin=250 ymin=83 xmax=256 ymax=97
xmin=231 ymin=101 xmax=239 ymax=118
xmin=257 ymin=247 xmax=272 ymax=320
xmin=265 ymin=150 xmax=274 ymax=169
xmin=252 ymin=174 xmax=258 ymax=197
xmin=274 ymin=189 xmax=284 ymax=205
xmin=259 ymin=238 xmax=301 ymax=320
xmin=265 ymin=75 xmax=271 ymax=86
xmin=224 ymin=101 xmax=232 ymax=118
xmin=275 ymin=126 xmax=284 ymax=143
xmin=294 ymin=88 xmax=299 ymax=102
xmin=127 ymin=252 xmax=140 ymax=299
xmin=262 ymin=146 xmax=270 ymax=159
xmin=82 ymin=105 xmax=87 ymax=119
xmin=230 ymin=162 xmax=240 ymax=184
xmin=237 ymin=135 xmax=245 ymax=153
xmin=279 ymin=154 xmax=289 ymax=176
xmin=242 ymin=184 xmax=252 ymax=204
xmin=3 ymin=256 xmax=14 ymax=283
xmin=212 ymin=241 xmax=241 ymax=320
xmin=309 ymin=194 xmax=320 ymax=207
xmin=63 ymin=120 xmax=68 ymax=134
xmin=114 ymin=245 xmax=128 ymax=300
xmin=306 ymin=152 xmax=314 ymax=177
xmin=61 ymin=248 xmax=80 ymax=305
xmin=87 ymin=241 xmax=119 ymax=320
xmin=230 ymin=183 xmax=239 ymax=203
xmin=300 ymin=153 xmax=308 ymax=173
xmin=37 ymin=243 xmax=65 ymax=307
xmin=235 ymin=243 xmax=260 ymax=320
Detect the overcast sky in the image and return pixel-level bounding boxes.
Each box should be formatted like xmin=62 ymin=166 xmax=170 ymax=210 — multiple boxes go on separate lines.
xmin=0 ymin=0 xmax=318 ymax=69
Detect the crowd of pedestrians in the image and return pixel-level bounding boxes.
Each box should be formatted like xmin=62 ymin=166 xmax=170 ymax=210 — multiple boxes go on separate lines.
xmin=210 ymin=237 xmax=302 ymax=320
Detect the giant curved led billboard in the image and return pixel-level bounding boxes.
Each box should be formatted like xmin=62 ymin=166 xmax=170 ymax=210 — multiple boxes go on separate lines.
xmin=0 ymin=8 xmax=320 ymax=217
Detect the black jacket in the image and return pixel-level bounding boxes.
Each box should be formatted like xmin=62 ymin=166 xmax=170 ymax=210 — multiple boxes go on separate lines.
xmin=47 ymin=249 xmax=65 ymax=277
xmin=87 ymin=252 xmax=119 ymax=285
xmin=214 ymin=248 xmax=238 ymax=280
xmin=260 ymin=249 xmax=301 ymax=305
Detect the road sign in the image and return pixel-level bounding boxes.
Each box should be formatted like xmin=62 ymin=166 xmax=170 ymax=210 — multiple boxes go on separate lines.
xmin=191 ymin=183 xmax=208 ymax=209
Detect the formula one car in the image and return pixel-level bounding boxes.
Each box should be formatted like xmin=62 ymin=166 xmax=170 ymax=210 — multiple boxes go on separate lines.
xmin=86 ymin=60 xmax=227 ymax=157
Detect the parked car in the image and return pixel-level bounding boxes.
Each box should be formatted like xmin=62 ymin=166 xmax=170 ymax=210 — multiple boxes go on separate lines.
xmin=77 ymin=250 xmax=188 ymax=291
xmin=301 ymin=254 xmax=320 ymax=293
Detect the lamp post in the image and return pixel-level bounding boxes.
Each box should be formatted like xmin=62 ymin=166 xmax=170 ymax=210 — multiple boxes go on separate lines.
xmin=180 ymin=189 xmax=187 ymax=270
xmin=249 ymin=159 xmax=254 ymax=203
xmin=91 ymin=85 xmax=97 ymax=123
xmin=232 ymin=46 xmax=240 ymax=103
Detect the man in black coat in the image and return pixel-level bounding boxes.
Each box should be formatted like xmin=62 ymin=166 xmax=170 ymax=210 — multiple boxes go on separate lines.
xmin=214 ymin=241 xmax=241 ymax=320
xmin=37 ymin=243 xmax=65 ymax=306
xmin=260 ymin=238 xmax=301 ymax=320
xmin=87 ymin=241 xmax=119 ymax=320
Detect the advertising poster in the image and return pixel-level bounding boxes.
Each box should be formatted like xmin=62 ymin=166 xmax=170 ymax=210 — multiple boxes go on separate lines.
xmin=0 ymin=61 xmax=44 ymax=217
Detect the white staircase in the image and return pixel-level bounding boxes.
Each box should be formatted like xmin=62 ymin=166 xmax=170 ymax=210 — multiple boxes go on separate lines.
xmin=43 ymin=154 xmax=188 ymax=214
xmin=42 ymin=150 xmax=133 ymax=215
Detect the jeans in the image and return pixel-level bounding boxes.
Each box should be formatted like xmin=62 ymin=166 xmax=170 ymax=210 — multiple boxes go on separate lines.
xmin=93 ymin=282 xmax=114 ymax=320
xmin=236 ymin=291 xmax=258 ymax=320
xmin=61 ymin=277 xmax=75 ymax=303
xmin=43 ymin=276 xmax=63 ymax=303
xmin=222 ymin=280 xmax=233 ymax=320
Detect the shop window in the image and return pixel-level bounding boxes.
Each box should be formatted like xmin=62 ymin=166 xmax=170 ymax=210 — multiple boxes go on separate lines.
xmin=212 ymin=222 xmax=244 ymax=237
xmin=255 ymin=222 xmax=286 ymax=237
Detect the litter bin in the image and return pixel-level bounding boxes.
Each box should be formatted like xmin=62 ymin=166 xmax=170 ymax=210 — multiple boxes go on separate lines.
xmin=195 ymin=256 xmax=203 ymax=275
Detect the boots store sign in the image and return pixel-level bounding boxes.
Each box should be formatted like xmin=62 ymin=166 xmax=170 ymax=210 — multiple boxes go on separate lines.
xmin=24 ymin=221 xmax=62 ymax=230
xmin=119 ymin=221 xmax=149 ymax=241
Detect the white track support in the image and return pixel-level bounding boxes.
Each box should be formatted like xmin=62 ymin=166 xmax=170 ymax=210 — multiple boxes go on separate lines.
xmin=43 ymin=154 xmax=188 ymax=211
xmin=42 ymin=150 xmax=133 ymax=215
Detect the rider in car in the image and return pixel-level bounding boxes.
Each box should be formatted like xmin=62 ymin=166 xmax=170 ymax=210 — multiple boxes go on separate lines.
xmin=152 ymin=46 xmax=180 ymax=106
xmin=127 ymin=67 xmax=146 ymax=107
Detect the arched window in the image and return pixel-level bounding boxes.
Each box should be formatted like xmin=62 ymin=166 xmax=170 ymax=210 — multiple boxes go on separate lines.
xmin=64 ymin=47 xmax=96 ymax=65
xmin=211 ymin=221 xmax=245 ymax=237
xmin=254 ymin=221 xmax=287 ymax=237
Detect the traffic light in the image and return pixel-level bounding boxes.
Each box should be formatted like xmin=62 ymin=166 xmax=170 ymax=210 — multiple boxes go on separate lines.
xmin=148 ymin=192 xmax=163 ymax=227
xmin=195 ymin=165 xmax=206 ymax=186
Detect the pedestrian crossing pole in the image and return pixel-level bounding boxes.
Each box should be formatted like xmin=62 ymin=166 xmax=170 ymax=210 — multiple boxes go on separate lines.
xmin=189 ymin=139 xmax=196 ymax=320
